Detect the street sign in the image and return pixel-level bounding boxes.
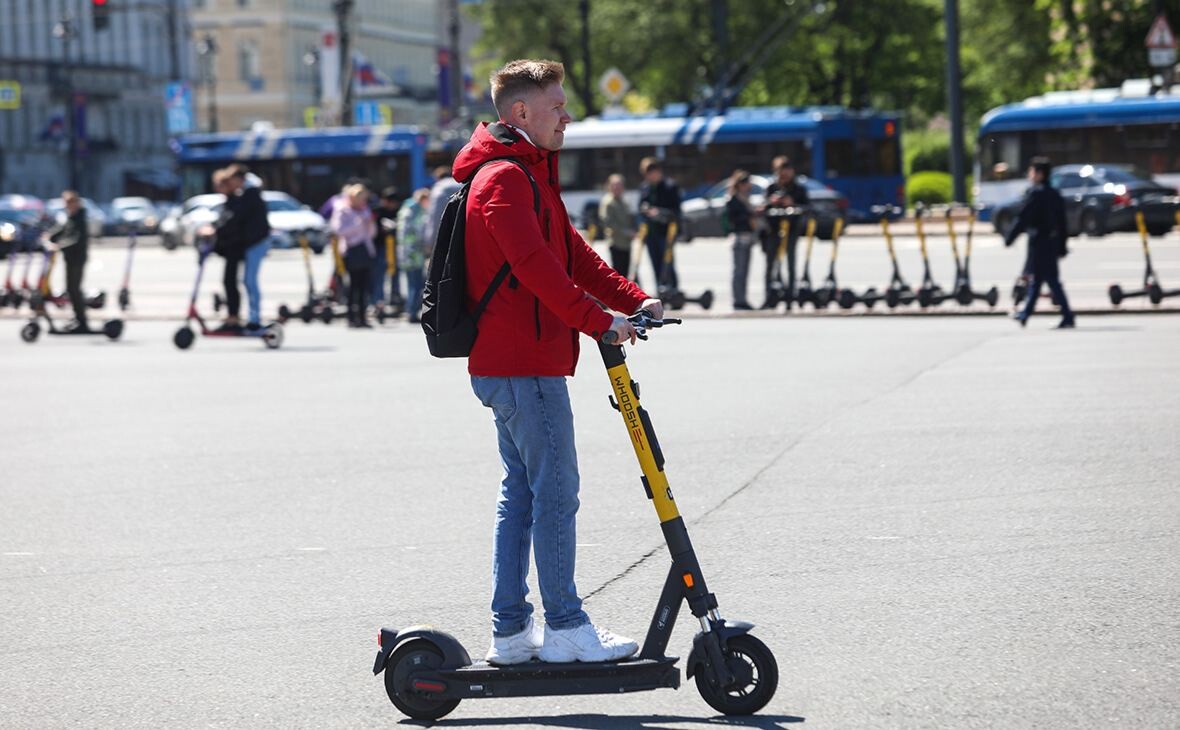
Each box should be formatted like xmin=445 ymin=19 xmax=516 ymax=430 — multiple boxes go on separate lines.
xmin=1146 ymin=13 xmax=1177 ymax=68
xmin=165 ymin=82 xmax=193 ymax=134
xmin=0 ymin=81 xmax=21 ymax=110
xmin=354 ymin=101 xmax=392 ymax=126
xmin=598 ymin=68 xmax=629 ymax=103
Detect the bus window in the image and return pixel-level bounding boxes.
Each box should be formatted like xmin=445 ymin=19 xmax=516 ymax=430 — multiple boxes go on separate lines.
xmin=823 ymin=138 xmax=896 ymax=177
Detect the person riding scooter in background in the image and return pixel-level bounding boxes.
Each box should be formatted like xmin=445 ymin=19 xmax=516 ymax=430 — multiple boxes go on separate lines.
xmin=44 ymin=190 xmax=90 ymax=333
xmin=330 ymin=183 xmax=377 ymax=328
xmin=760 ymin=156 xmax=809 ymax=310
xmin=395 ymin=187 xmax=431 ymax=323
xmin=207 ymin=165 xmax=271 ymax=332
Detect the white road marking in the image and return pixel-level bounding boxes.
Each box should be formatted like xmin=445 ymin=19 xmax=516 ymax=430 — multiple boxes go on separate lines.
xmin=3 ymin=552 xmax=35 ymax=556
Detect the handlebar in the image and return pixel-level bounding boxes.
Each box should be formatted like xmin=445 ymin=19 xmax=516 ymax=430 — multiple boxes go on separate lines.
xmin=600 ymin=310 xmax=682 ymax=344
xmin=764 ymin=206 xmax=810 ymax=217
xmin=870 ymin=204 xmax=904 ymax=219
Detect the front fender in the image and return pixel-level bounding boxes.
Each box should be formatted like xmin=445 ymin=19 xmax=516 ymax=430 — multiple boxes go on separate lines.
xmin=685 ymin=620 xmax=754 ymax=679
xmin=372 ymin=625 xmax=472 ymax=675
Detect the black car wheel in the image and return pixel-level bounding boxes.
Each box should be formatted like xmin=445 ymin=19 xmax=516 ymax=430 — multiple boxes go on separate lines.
xmin=1081 ymin=209 xmax=1104 ymax=237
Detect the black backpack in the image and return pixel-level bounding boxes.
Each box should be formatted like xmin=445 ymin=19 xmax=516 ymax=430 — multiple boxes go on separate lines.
xmin=421 ymin=158 xmax=540 ymax=358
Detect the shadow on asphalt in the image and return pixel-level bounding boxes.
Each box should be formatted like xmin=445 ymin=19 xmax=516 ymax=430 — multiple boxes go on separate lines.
xmin=406 ymin=713 xmax=805 ymax=729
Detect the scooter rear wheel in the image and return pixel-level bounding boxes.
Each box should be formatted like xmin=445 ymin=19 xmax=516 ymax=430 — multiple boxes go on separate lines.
xmin=694 ymin=633 xmax=779 ymax=716
xmin=103 ymin=320 xmax=124 ymax=340
xmin=384 ymin=639 xmax=461 ymax=721
xmin=174 ymin=326 xmax=195 ymax=350
xmin=20 ymin=321 xmax=40 ymax=343
xmin=263 ymin=323 xmax=284 ymax=349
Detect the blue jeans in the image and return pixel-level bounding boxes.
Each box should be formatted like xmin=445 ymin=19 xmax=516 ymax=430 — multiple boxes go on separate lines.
xmin=243 ymin=238 xmax=270 ymax=325
xmin=470 ymin=376 xmax=589 ymax=637
xmin=369 ymin=244 xmax=388 ymax=306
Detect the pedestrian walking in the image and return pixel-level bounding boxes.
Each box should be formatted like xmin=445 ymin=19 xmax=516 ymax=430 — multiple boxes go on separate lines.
xmin=374 ymin=187 xmax=403 ymax=314
xmin=597 ymin=174 xmax=636 ymax=278
xmin=396 ymin=187 xmax=431 ymax=323
xmin=724 ymin=170 xmax=758 ymax=310
xmin=1005 ymin=156 xmax=1075 ymax=329
xmin=456 ymin=58 xmax=662 ymax=665
xmin=44 ymin=190 xmax=90 ymax=332
xmin=760 ymin=156 xmax=809 ymax=310
xmin=638 ymin=157 xmax=682 ymax=291
xmin=330 ymin=183 xmax=378 ymax=328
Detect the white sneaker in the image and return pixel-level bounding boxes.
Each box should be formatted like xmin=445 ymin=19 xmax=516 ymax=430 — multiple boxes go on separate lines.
xmin=538 ymin=623 xmax=639 ymax=663
xmin=485 ymin=617 xmax=544 ymax=665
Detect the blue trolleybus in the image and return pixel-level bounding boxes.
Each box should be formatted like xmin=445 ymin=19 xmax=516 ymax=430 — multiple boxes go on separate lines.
xmin=976 ymin=86 xmax=1180 ymax=212
xmin=175 ymin=125 xmax=431 ymax=209
xmin=557 ymin=106 xmax=905 ymax=227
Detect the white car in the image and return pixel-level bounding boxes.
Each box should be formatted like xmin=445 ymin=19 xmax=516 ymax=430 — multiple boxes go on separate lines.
xmin=261 ymin=191 xmax=328 ymax=253
xmin=163 ymin=191 xmax=328 ymax=253
xmin=109 ymin=196 xmax=161 ymax=235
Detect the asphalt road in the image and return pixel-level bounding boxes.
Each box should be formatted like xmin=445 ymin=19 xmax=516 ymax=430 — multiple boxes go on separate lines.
xmin=2 ymin=222 xmax=1179 ymax=323
xmin=2 ymin=313 xmax=1178 ymax=729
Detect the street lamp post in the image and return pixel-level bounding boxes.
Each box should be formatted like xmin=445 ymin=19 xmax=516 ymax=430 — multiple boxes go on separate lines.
xmin=197 ymin=33 xmax=218 ymax=133
xmin=52 ymin=15 xmax=79 ymax=191
xmin=303 ymin=47 xmax=321 ymax=107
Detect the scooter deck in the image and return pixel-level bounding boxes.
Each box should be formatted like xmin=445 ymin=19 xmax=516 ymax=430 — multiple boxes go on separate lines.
xmin=422 ymin=657 xmax=680 ymax=699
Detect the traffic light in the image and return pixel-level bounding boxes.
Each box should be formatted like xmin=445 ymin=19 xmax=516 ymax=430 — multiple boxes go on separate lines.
xmin=92 ymin=0 xmax=111 ymax=31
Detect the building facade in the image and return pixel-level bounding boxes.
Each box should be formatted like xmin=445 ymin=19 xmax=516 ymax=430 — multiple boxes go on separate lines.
xmin=190 ymin=0 xmax=441 ymax=134
xmin=0 ymin=0 xmax=191 ymax=200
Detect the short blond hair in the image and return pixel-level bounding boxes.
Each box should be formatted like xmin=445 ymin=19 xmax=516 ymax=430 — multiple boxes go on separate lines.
xmin=343 ymin=183 xmax=369 ymax=201
xmin=61 ymin=190 xmax=80 ymax=203
xmin=490 ymin=59 xmax=565 ymax=119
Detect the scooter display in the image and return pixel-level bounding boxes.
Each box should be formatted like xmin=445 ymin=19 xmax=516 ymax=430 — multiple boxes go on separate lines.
xmin=375 ymin=227 xmax=406 ymax=323
xmin=913 ymin=205 xmax=947 ymax=307
xmin=277 ymin=234 xmax=335 ymax=324
xmin=763 ymin=207 xmax=807 ymax=310
xmin=19 ymin=251 xmax=123 ymax=343
xmin=374 ymin=311 xmax=777 ymax=721
xmin=1108 ymin=208 xmax=1177 ymax=306
xmin=811 ymin=217 xmax=846 ymax=309
xmin=657 ymin=222 xmax=714 ymax=311
xmin=945 ymin=207 xmax=999 ymax=307
xmin=174 ymin=239 xmax=283 ymax=350
xmin=793 ymin=217 xmax=819 ymax=308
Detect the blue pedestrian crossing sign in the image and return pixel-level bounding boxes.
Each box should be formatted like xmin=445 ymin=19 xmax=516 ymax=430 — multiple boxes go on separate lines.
xmin=0 ymin=81 xmax=21 ymax=110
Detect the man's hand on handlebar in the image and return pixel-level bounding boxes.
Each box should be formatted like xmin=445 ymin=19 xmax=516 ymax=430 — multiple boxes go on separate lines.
xmin=606 ymin=315 xmax=640 ymax=345
xmin=637 ymin=298 xmax=664 ymax=320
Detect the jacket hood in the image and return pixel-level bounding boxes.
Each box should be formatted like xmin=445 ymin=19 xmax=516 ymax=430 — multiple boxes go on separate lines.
xmin=452 ymin=122 xmax=550 ymax=183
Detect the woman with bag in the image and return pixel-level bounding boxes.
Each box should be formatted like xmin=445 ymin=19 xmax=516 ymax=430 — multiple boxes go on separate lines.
xmin=330 ymin=183 xmax=378 ymax=328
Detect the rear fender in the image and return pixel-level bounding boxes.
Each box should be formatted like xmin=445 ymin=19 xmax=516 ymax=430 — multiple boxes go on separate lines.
xmin=685 ymin=620 xmax=754 ymax=680
xmin=372 ymin=625 xmax=472 ymax=675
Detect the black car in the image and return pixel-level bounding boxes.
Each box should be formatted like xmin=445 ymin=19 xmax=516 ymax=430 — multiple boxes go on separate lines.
xmin=992 ymin=164 xmax=1179 ymax=238
xmin=680 ymin=174 xmax=849 ymax=240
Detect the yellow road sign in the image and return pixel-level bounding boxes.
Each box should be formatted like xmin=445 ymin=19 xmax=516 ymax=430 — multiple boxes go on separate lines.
xmin=0 ymin=81 xmax=21 ymax=110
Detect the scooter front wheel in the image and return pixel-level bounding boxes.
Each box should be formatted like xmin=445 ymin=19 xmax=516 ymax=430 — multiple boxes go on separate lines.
xmin=20 ymin=321 xmax=40 ymax=343
xmin=694 ymin=633 xmax=779 ymax=716
xmin=384 ymin=639 xmax=460 ymax=721
xmin=174 ymin=326 xmax=195 ymax=350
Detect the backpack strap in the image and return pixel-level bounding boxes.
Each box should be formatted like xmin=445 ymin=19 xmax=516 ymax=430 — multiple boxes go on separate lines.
xmin=469 ymin=157 xmax=540 ymax=320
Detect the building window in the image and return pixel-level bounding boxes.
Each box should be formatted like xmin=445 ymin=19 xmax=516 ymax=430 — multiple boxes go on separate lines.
xmin=238 ymin=41 xmax=260 ymax=82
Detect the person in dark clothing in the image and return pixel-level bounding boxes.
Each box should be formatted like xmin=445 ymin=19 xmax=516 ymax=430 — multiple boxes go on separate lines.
xmin=1004 ymin=156 xmax=1075 ymax=329
xmin=760 ymin=156 xmax=809 ymax=310
xmin=637 ymin=157 xmax=682 ymax=290
xmin=724 ymin=170 xmax=758 ymax=310
xmin=211 ymin=165 xmax=271 ymax=331
xmin=46 ymin=190 xmax=90 ymax=332
xmin=373 ymin=186 xmax=403 ymax=315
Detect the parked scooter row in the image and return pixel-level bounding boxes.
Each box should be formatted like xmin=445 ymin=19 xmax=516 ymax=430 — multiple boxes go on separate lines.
xmin=1108 ymin=209 xmax=1180 ymax=307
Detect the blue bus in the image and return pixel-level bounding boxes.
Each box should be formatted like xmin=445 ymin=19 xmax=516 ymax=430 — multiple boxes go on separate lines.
xmin=174 ymin=125 xmax=431 ymax=209
xmin=976 ymin=86 xmax=1180 ymax=212
xmin=558 ymin=105 xmax=905 ymax=225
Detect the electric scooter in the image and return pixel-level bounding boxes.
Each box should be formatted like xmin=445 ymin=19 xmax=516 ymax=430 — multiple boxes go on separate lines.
xmin=174 ymin=238 xmax=283 ymax=350
xmin=375 ymin=226 xmax=406 ymax=323
xmin=19 ymin=250 xmax=123 ymax=343
xmin=913 ymin=204 xmax=947 ymax=307
xmin=945 ymin=207 xmax=999 ymax=307
xmin=374 ymin=311 xmax=778 ymax=721
xmin=117 ymin=232 xmax=136 ymax=311
xmin=29 ymin=248 xmax=106 ymax=312
xmin=763 ymin=207 xmax=808 ymax=310
xmin=793 ymin=217 xmax=819 ymax=308
xmin=812 ymin=217 xmax=846 ymax=309
xmin=1109 ymin=208 xmax=1175 ymax=306
xmin=872 ymin=205 xmax=916 ymax=308
xmin=277 ymin=234 xmax=335 ymax=324
xmin=657 ymin=222 xmax=714 ymax=311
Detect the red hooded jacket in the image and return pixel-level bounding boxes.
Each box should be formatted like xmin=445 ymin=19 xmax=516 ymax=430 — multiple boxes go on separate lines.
xmin=454 ymin=122 xmax=649 ymax=377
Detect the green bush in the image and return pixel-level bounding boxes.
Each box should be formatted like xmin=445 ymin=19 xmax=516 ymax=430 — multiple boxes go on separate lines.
xmin=907 ymin=171 xmax=953 ymax=206
xmin=903 ymin=128 xmax=971 ymax=176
